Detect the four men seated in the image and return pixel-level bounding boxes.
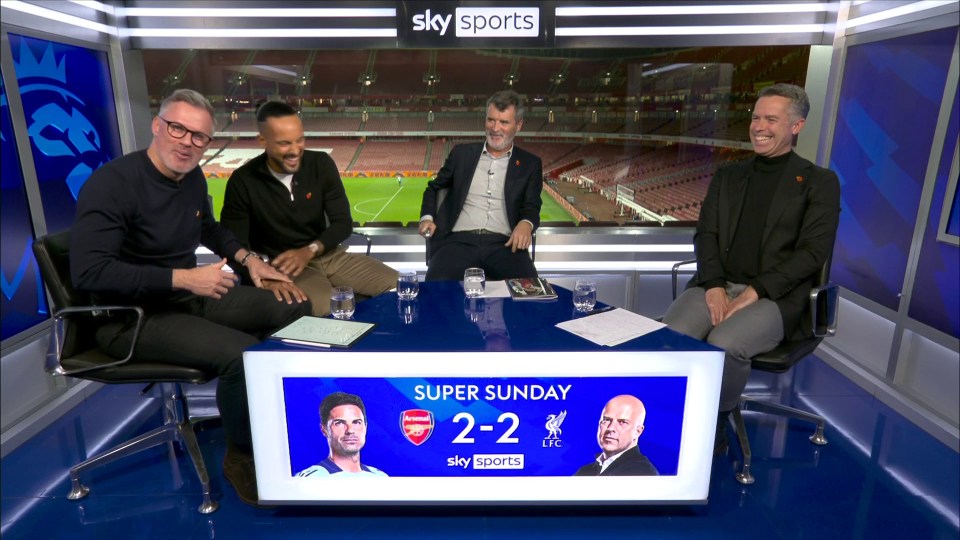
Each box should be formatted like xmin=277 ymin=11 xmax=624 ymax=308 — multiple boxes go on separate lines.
xmin=66 ymin=83 xmax=838 ymax=506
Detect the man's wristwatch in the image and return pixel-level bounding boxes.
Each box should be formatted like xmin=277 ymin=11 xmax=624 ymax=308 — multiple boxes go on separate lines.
xmin=307 ymin=242 xmax=320 ymax=256
xmin=240 ymin=250 xmax=259 ymax=267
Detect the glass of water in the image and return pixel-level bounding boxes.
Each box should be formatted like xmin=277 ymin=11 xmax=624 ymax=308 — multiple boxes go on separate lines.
xmin=330 ymin=286 xmax=356 ymax=319
xmin=397 ymin=271 xmax=419 ymax=300
xmin=573 ymin=279 xmax=597 ymax=312
xmin=463 ymin=267 xmax=485 ymax=298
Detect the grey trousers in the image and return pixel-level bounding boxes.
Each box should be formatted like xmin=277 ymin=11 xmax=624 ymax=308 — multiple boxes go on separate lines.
xmin=297 ymin=245 xmax=398 ymax=316
xmin=663 ymin=283 xmax=783 ymax=412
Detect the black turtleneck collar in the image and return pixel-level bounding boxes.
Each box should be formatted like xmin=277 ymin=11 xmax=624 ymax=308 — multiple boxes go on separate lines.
xmin=754 ymin=151 xmax=793 ymax=172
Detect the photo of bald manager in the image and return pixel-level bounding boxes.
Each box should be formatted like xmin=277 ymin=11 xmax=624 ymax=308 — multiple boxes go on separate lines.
xmin=574 ymin=395 xmax=659 ymax=476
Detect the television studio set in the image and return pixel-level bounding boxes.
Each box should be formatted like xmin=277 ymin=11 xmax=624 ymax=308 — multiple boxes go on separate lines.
xmin=0 ymin=1 xmax=957 ymax=538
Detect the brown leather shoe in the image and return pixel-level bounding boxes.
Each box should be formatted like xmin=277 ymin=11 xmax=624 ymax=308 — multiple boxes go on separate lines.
xmin=223 ymin=445 xmax=275 ymax=509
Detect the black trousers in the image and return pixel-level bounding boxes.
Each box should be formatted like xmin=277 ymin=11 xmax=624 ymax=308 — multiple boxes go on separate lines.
xmin=95 ymin=286 xmax=310 ymax=448
xmin=425 ymin=231 xmax=537 ymax=282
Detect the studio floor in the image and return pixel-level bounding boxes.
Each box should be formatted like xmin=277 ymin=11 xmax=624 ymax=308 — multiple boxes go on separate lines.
xmin=1 ymin=355 xmax=957 ymax=540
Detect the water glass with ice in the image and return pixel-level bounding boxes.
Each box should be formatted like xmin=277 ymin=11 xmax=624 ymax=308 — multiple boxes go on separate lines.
xmin=573 ymin=279 xmax=597 ymax=312
xmin=397 ymin=271 xmax=419 ymax=300
xmin=330 ymin=286 xmax=356 ymax=320
xmin=463 ymin=268 xmax=485 ymax=298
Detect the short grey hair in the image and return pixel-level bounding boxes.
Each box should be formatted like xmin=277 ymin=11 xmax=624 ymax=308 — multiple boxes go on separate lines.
xmin=487 ymin=90 xmax=524 ymax=122
xmin=758 ymin=83 xmax=810 ymax=121
xmin=158 ymin=88 xmax=217 ymax=131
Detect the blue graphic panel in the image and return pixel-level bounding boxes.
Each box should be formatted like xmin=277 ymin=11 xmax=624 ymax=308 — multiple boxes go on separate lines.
xmin=284 ymin=376 xmax=686 ymax=477
xmin=910 ymin=86 xmax=960 ymax=338
xmin=9 ymin=34 xmax=122 ymax=234
xmin=1 ymin=70 xmax=49 ymax=341
xmin=829 ymin=27 xmax=957 ymax=309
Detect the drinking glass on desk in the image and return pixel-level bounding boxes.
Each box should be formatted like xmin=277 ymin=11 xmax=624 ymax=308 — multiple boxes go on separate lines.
xmin=573 ymin=279 xmax=597 ymax=312
xmin=330 ymin=286 xmax=355 ymax=320
xmin=464 ymin=268 xmax=485 ymax=297
xmin=397 ymin=271 xmax=419 ymax=300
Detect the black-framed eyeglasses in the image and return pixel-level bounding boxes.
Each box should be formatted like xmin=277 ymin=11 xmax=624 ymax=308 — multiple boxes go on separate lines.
xmin=158 ymin=116 xmax=213 ymax=148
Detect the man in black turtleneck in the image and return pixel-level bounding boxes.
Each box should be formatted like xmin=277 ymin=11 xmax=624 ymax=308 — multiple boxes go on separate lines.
xmin=663 ymin=83 xmax=841 ymax=452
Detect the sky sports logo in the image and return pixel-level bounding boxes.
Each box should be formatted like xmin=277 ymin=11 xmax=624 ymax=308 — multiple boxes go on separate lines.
xmin=447 ymin=454 xmax=525 ymax=469
xmin=411 ymin=7 xmax=539 ymax=38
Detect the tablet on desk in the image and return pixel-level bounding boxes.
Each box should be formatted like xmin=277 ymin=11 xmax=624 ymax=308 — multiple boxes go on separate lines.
xmin=270 ymin=316 xmax=376 ymax=349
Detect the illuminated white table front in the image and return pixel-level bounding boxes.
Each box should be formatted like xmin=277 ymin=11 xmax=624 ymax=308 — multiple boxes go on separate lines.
xmin=244 ymin=281 xmax=723 ymax=505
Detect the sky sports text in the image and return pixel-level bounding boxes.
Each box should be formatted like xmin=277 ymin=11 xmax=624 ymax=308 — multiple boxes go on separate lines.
xmin=411 ymin=8 xmax=539 ymax=38
xmin=447 ymin=454 xmax=525 ymax=469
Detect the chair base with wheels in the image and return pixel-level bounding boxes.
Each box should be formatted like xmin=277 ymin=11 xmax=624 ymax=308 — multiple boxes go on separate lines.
xmin=671 ymin=258 xmax=838 ymax=485
xmin=34 ymin=231 xmax=220 ymax=513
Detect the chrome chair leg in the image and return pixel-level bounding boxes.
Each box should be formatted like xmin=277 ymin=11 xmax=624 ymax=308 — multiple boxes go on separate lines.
xmin=177 ymin=422 xmax=218 ymax=514
xmin=741 ymin=397 xmax=828 ymax=446
xmin=67 ymin=424 xmax=178 ymax=498
xmin=730 ymin=407 xmax=755 ymax=485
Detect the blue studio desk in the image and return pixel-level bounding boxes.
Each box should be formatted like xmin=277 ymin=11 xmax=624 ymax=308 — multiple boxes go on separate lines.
xmin=244 ymin=281 xmax=723 ymax=506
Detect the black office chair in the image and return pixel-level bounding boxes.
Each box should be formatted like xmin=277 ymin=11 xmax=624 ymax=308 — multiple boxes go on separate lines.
xmin=32 ymin=231 xmax=219 ymax=513
xmin=671 ymin=259 xmax=838 ymax=485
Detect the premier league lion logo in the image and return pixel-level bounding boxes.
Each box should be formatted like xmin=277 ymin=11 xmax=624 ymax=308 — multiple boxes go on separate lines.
xmin=13 ymin=38 xmax=112 ymax=201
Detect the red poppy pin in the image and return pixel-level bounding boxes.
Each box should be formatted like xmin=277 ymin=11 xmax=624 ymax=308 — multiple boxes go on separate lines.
xmin=516 ymin=160 xmax=520 ymax=166
xmin=796 ymin=176 xmax=804 ymax=183
xmin=306 ymin=192 xmax=313 ymax=199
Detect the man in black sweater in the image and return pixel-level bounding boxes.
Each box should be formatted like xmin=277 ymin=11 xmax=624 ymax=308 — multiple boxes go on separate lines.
xmin=71 ymin=89 xmax=310 ymax=508
xmin=574 ymin=395 xmax=659 ymax=476
xmin=662 ymin=83 xmax=841 ymax=448
xmin=221 ymin=101 xmax=397 ymax=316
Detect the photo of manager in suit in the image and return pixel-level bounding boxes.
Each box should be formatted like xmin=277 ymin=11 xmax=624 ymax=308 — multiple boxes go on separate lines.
xmin=418 ymin=89 xmax=543 ymax=281
xmin=574 ymin=395 xmax=659 ymax=476
xmin=296 ymin=392 xmax=387 ymax=477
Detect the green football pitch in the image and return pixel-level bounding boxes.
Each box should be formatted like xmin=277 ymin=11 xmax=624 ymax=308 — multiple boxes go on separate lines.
xmin=206 ymin=175 xmax=574 ymax=225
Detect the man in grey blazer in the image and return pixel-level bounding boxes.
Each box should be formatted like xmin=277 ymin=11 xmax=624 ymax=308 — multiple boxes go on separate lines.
xmin=663 ymin=83 xmax=841 ymax=448
xmin=418 ymin=90 xmax=542 ymax=281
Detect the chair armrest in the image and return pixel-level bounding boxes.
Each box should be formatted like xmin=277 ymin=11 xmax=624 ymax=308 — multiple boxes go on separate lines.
xmin=47 ymin=305 xmax=144 ymax=376
xmin=808 ymin=282 xmax=839 ymax=337
xmin=671 ymin=259 xmax=697 ymax=300
xmin=351 ymin=232 xmax=372 ymax=256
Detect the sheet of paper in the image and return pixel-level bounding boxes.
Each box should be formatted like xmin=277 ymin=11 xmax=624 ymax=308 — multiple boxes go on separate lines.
xmin=271 ymin=316 xmax=375 ymax=347
xmin=555 ymin=308 xmax=666 ymax=346
xmin=481 ymin=280 xmax=511 ymax=298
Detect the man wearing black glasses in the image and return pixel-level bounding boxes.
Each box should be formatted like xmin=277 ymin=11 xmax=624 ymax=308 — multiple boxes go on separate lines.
xmin=70 ymin=89 xmax=311 ymax=508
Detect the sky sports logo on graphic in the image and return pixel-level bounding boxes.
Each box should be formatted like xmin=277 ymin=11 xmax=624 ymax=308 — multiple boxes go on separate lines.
xmin=447 ymin=454 xmax=525 ymax=469
xmin=411 ymin=7 xmax=539 ymax=38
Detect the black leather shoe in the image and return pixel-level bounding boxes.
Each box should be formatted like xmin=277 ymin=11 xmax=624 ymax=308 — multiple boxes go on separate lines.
xmin=223 ymin=445 xmax=275 ymax=509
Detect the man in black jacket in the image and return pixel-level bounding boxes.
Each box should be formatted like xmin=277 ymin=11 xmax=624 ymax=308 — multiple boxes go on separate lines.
xmin=662 ymin=83 xmax=841 ymax=443
xmin=574 ymin=395 xmax=659 ymax=476
xmin=418 ymin=90 xmax=542 ymax=281
xmin=221 ymin=102 xmax=397 ymax=316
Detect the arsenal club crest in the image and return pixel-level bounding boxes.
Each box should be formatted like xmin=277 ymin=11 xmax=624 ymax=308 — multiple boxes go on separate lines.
xmin=400 ymin=409 xmax=435 ymax=446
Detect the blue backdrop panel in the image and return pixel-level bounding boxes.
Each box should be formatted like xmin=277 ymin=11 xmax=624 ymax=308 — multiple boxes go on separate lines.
xmin=829 ymin=27 xmax=957 ymax=310
xmin=909 ymin=85 xmax=959 ymax=338
xmin=1 ymin=71 xmax=48 ymax=341
xmin=283 ymin=376 xmax=686 ymax=477
xmin=8 ymin=33 xmax=122 ymax=235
